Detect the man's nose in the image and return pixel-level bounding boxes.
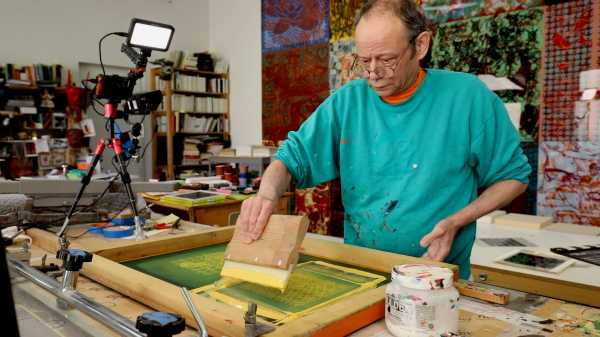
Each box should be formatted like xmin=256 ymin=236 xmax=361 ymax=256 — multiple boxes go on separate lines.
xmin=367 ymin=58 xmax=378 ymax=72
xmin=368 ymin=67 xmax=381 ymax=81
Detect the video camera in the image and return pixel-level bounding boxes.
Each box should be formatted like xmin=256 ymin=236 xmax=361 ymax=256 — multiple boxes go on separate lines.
xmin=93 ymin=18 xmax=174 ymax=117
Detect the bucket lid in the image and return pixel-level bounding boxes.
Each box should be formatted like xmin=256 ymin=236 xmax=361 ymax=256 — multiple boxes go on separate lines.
xmin=391 ymin=264 xmax=454 ymax=290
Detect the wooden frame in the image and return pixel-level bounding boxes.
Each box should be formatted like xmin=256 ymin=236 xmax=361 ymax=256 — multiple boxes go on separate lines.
xmin=145 ymin=193 xmax=292 ymax=226
xmin=471 ymin=264 xmax=600 ymax=308
xmin=29 ymin=226 xmax=458 ymax=337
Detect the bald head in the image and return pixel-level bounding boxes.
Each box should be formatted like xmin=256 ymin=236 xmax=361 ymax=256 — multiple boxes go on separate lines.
xmin=355 ymin=0 xmax=429 ymax=44
xmin=353 ymin=0 xmax=432 ymax=97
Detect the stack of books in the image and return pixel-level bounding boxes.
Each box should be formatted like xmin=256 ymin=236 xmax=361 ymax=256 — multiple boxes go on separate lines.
xmin=180 ymin=115 xmax=221 ymax=133
xmin=182 ymin=137 xmax=202 ymax=165
xmin=1 ymin=63 xmax=63 ymax=87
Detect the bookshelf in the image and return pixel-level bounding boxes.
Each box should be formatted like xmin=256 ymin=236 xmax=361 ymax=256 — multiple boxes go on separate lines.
xmin=0 ymin=63 xmax=73 ymax=178
xmin=149 ymin=67 xmax=230 ymax=180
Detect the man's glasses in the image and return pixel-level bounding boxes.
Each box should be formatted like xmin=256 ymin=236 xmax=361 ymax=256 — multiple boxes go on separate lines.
xmin=351 ymin=54 xmax=403 ymax=78
xmin=351 ymin=37 xmax=418 ymax=78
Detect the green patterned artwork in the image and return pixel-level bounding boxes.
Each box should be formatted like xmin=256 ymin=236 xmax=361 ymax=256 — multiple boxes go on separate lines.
xmin=123 ymin=244 xmax=227 ymax=289
xmin=123 ymin=245 xmax=386 ymax=324
xmin=430 ymin=8 xmax=543 ymax=140
xmin=204 ymin=261 xmax=385 ymax=323
xmin=217 ymin=263 xmax=359 ymax=312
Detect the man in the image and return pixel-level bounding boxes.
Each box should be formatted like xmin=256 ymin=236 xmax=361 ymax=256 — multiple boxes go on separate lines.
xmin=236 ymin=0 xmax=531 ymax=279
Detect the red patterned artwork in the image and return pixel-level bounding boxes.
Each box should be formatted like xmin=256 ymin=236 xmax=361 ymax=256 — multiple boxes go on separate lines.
xmin=262 ymin=43 xmax=330 ymax=143
xmin=542 ymin=0 xmax=594 ymax=141
xmin=295 ymin=180 xmax=344 ymax=236
xmin=538 ymin=142 xmax=600 ymax=226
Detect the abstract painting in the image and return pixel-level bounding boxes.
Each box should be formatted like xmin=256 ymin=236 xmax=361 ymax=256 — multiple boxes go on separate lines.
xmin=262 ymin=43 xmax=330 ymax=143
xmin=421 ymin=0 xmax=540 ymax=24
xmin=541 ymin=0 xmax=594 ymax=141
xmin=431 ymin=8 xmax=543 ymax=140
xmin=330 ymin=0 xmax=364 ymax=42
xmin=295 ymin=180 xmax=345 ymax=236
xmin=537 ymin=141 xmax=600 ymax=226
xmin=262 ymin=0 xmax=330 ymax=52
xmin=329 ymin=40 xmax=359 ymax=92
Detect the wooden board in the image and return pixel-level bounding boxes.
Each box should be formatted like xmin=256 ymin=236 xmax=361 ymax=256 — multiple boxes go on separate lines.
xmin=29 ymin=216 xmax=458 ymax=337
xmin=26 ymin=220 xmax=216 ymax=255
xmin=493 ymin=213 xmax=553 ymax=229
xmin=454 ymin=280 xmax=510 ymax=305
xmin=471 ymin=264 xmax=600 ymax=308
xmin=545 ymin=222 xmax=600 ymax=236
xmin=225 ymin=215 xmax=309 ymax=269
xmin=478 ymin=210 xmax=507 ymax=224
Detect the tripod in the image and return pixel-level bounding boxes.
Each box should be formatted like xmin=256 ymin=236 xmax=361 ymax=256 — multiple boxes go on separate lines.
xmin=56 ymin=101 xmax=146 ymax=254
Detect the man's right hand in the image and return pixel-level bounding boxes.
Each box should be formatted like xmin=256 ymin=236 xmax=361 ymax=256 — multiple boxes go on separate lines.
xmin=235 ymin=194 xmax=277 ymax=243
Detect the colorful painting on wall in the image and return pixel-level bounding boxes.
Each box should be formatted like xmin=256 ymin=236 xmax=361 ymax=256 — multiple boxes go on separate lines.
xmin=431 ymin=8 xmax=543 ymax=141
xmin=421 ymin=0 xmax=541 ymax=24
xmin=541 ymin=0 xmax=594 ymax=141
xmin=295 ymin=180 xmax=344 ymax=236
xmin=262 ymin=43 xmax=330 ymax=143
xmin=329 ymin=40 xmax=359 ymax=92
xmin=329 ymin=0 xmax=364 ymax=42
xmin=262 ymin=0 xmax=330 ymax=52
xmin=537 ymin=141 xmax=600 ymax=226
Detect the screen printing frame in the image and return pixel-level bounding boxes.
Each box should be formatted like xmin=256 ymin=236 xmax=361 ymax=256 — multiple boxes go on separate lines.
xmin=28 ymin=220 xmax=458 ymax=337
xmin=494 ymin=249 xmax=575 ymax=274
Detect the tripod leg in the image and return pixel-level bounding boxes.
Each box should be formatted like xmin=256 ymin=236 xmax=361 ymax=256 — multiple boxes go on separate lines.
xmin=57 ymin=139 xmax=106 ymax=252
xmin=111 ymin=138 xmax=146 ymax=240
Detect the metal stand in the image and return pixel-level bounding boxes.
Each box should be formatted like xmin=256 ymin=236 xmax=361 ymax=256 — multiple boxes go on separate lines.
xmin=9 ymin=257 xmax=145 ymax=337
xmin=56 ymin=101 xmax=146 ymax=256
xmin=56 ymin=248 xmax=93 ymax=310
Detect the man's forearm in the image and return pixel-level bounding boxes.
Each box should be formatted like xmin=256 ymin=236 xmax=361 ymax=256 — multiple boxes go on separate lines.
xmin=447 ymin=180 xmax=527 ymax=230
xmin=257 ymin=160 xmax=292 ymax=202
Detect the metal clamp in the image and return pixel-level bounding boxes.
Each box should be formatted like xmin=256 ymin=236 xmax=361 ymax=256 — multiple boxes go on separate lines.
xmin=244 ymin=302 xmax=275 ymax=337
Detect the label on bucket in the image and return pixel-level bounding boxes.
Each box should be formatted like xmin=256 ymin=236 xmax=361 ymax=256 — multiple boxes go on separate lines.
xmin=386 ymin=293 xmax=436 ymax=331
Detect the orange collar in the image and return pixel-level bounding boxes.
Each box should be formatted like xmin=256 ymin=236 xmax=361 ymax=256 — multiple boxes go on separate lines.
xmin=381 ymin=69 xmax=426 ymax=104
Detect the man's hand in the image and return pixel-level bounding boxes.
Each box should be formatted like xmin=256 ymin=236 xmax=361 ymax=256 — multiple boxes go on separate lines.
xmin=235 ymin=194 xmax=277 ymax=243
xmin=419 ymin=218 xmax=458 ymax=261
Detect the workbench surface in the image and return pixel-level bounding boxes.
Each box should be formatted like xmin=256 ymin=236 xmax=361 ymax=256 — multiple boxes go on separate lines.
xmin=14 ymin=228 xmax=600 ymax=337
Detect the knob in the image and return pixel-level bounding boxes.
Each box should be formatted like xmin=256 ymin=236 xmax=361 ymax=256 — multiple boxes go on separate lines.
xmin=136 ymin=312 xmax=185 ymax=337
xmin=61 ymin=249 xmax=93 ymax=272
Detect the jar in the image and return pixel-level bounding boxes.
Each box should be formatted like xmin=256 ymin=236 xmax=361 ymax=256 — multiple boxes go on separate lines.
xmin=385 ymin=264 xmax=459 ymax=337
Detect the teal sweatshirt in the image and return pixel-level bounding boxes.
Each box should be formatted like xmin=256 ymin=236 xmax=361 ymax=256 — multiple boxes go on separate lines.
xmin=275 ymin=69 xmax=531 ymax=279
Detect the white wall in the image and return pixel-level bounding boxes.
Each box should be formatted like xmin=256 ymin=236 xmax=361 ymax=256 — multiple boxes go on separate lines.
xmin=0 ymin=0 xmax=210 ymax=78
xmin=209 ymin=0 xmax=262 ymax=147
xmin=0 ymin=0 xmax=211 ymax=178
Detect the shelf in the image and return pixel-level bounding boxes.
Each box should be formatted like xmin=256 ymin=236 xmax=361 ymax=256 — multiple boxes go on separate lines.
xmin=5 ymin=85 xmax=66 ymax=92
xmin=0 ymin=140 xmax=35 ymax=143
xmin=174 ymin=68 xmax=228 ymax=78
xmin=157 ymin=132 xmax=226 ymax=136
xmin=154 ymin=111 xmax=227 ymax=116
xmin=176 ymin=132 xmax=226 ymax=136
xmin=173 ymin=90 xmax=228 ymax=98
xmin=175 ymin=163 xmax=210 ymax=168
xmin=175 ymin=111 xmax=228 ymax=115
xmin=22 ymin=128 xmax=66 ymax=132
xmin=150 ymin=66 xmax=229 ymax=181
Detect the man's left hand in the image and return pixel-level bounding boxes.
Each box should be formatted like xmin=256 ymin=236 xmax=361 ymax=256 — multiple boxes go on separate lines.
xmin=419 ymin=218 xmax=459 ymax=261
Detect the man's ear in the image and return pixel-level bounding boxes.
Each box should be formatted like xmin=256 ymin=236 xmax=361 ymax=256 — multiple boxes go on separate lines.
xmin=415 ymin=31 xmax=432 ymax=62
